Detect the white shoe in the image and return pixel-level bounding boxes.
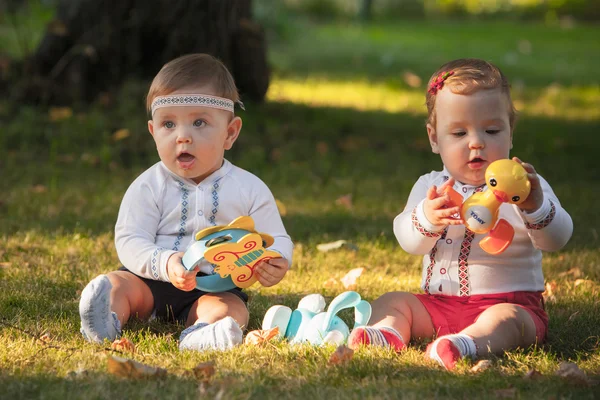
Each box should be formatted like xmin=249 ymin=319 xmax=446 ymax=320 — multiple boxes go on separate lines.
xmin=79 ymin=275 xmax=121 ymax=343
xmin=179 ymin=317 xmax=242 ymax=351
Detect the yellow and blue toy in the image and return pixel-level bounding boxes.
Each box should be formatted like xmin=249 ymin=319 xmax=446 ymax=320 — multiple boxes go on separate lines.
xmin=261 ymin=291 xmax=372 ymax=346
xmin=445 ymin=159 xmax=531 ymax=255
xmin=182 ymin=216 xmax=281 ymax=292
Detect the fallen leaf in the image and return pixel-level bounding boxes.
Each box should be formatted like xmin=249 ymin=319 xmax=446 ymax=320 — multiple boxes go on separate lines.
xmin=316 ymin=141 xmax=329 ymax=156
xmin=275 ymin=199 xmax=287 ymax=217
xmin=112 ymin=128 xmax=130 ymax=141
xmin=192 ymin=361 xmax=215 ymax=383
xmin=555 ymin=362 xmax=589 ymax=385
xmin=335 ymin=194 xmax=353 ymax=210
xmin=107 ymin=355 xmax=166 ymax=379
xmin=558 ymin=267 xmax=582 ymax=278
xmin=543 ymin=281 xmax=557 ymax=303
xmin=524 ymin=368 xmax=543 ymax=380
xmin=340 ymin=267 xmax=365 ymax=290
xmin=0 ymin=262 xmax=11 ymax=269
xmin=328 ymin=345 xmax=354 ymax=365
xmin=39 ymin=333 xmax=52 ymax=343
xmin=403 ymin=71 xmax=422 ymax=88
xmin=574 ymin=279 xmax=595 ymax=288
xmin=47 ymin=19 xmax=68 ymax=36
xmin=323 ymin=277 xmax=337 ymax=288
xmin=31 ymin=185 xmax=48 ymax=194
xmin=316 ymin=240 xmax=358 ymax=253
xmin=470 ymin=359 xmax=493 ymax=373
xmin=111 ymin=337 xmax=136 ymax=353
xmin=270 ymin=148 xmax=282 ymax=162
xmin=49 ymin=107 xmax=73 ymax=122
xmin=244 ymin=327 xmax=279 ymax=346
xmin=494 ymin=387 xmax=517 ymax=398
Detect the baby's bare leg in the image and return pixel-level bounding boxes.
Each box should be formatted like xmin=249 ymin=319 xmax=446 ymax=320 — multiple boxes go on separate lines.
xmin=461 ymin=303 xmax=538 ymax=355
xmin=185 ymin=292 xmax=249 ymax=328
xmin=106 ymin=271 xmax=154 ymax=326
xmin=370 ymin=291 xmax=435 ymax=342
xmin=179 ymin=292 xmax=249 ymax=351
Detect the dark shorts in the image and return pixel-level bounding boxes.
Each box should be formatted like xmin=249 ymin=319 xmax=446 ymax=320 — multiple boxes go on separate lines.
xmin=415 ymin=291 xmax=548 ymax=342
xmin=118 ymin=267 xmax=249 ymax=324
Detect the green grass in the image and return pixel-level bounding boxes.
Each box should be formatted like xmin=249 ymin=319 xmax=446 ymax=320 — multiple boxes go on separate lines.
xmin=1 ymin=16 xmax=600 ymax=400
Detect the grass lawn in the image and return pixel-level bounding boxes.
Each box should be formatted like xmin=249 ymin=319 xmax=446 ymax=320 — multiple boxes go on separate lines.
xmin=1 ymin=14 xmax=600 ymax=399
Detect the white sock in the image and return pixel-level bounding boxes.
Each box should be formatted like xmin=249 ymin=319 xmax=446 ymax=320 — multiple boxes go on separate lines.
xmin=79 ymin=275 xmax=121 ymax=343
xmin=179 ymin=316 xmax=243 ymax=351
xmin=438 ymin=333 xmax=478 ymax=358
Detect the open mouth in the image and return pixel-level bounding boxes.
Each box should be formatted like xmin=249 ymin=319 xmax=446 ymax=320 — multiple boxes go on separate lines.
xmin=468 ymin=157 xmax=486 ymax=169
xmin=177 ymin=152 xmax=196 ymax=169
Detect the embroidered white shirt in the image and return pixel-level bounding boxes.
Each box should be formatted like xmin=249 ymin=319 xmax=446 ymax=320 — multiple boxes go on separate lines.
xmin=115 ymin=159 xmax=293 ymax=282
xmin=393 ymin=168 xmax=573 ymax=296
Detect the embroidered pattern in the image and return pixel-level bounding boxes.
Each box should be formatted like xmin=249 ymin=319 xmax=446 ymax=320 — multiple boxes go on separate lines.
xmin=458 ymin=228 xmax=475 ymax=296
xmin=208 ymin=178 xmax=222 ymax=226
xmin=151 ymin=94 xmax=234 ymax=115
xmin=151 ymin=247 xmax=165 ymax=279
xmin=424 ymin=229 xmax=448 ymax=294
xmin=411 ymin=207 xmax=444 ymax=238
xmin=173 ymin=181 xmax=189 ymax=251
xmin=525 ymin=200 xmax=556 ymax=230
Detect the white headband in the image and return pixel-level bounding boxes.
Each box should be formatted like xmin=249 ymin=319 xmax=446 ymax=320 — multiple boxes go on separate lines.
xmin=151 ymin=94 xmax=238 ymax=115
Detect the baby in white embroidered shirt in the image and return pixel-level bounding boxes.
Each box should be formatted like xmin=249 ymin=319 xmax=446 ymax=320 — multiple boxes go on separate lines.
xmin=78 ymin=54 xmax=293 ymax=351
xmin=347 ymin=58 xmax=572 ymax=370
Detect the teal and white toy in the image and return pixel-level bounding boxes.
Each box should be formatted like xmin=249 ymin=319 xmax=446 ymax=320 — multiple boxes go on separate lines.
xmin=261 ymin=291 xmax=372 ymax=345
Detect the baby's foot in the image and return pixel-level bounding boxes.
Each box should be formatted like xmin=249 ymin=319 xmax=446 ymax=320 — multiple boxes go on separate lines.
xmin=426 ymin=334 xmax=477 ymax=370
xmin=179 ymin=316 xmax=243 ymax=351
xmin=347 ymin=326 xmax=406 ymax=352
xmin=79 ymin=275 xmax=121 ymax=343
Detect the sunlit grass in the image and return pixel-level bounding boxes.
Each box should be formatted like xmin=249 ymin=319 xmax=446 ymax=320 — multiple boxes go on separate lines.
xmin=269 ymin=77 xmax=600 ymax=121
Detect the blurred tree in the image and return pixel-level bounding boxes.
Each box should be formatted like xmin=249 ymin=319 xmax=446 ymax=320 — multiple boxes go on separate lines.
xmin=4 ymin=0 xmax=269 ymax=105
xmin=359 ymin=0 xmax=373 ymax=21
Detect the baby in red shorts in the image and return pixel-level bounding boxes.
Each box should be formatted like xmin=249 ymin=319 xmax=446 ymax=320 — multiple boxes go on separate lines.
xmin=348 ymin=58 xmax=572 ymax=370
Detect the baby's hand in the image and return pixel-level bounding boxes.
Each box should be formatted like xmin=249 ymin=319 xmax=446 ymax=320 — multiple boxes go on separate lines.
xmin=423 ymin=177 xmax=464 ymax=227
xmin=255 ymin=257 xmax=289 ymax=287
xmin=167 ymin=252 xmax=199 ymax=291
xmin=512 ymin=156 xmax=544 ymax=213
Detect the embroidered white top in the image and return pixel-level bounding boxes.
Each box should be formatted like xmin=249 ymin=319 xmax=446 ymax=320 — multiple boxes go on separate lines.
xmin=114 ymin=159 xmax=293 ymax=282
xmin=393 ymin=168 xmax=573 ymax=296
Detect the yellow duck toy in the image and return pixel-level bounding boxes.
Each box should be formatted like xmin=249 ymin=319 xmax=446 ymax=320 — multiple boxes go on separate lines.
xmin=445 ymin=159 xmax=531 ymax=255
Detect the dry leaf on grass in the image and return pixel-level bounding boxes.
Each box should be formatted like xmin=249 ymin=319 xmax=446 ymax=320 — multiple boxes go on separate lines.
xmin=543 ymin=281 xmax=557 ymax=303
xmin=559 ymin=267 xmax=582 ymax=278
xmin=193 ymin=361 xmax=215 ymax=383
xmin=470 ymin=359 xmax=493 ymax=373
xmin=112 ymin=128 xmax=130 ymax=141
xmin=555 ymin=362 xmax=589 ymax=385
xmin=335 ymin=194 xmax=353 ymax=210
xmin=107 ymin=355 xmax=166 ymax=379
xmin=340 ymin=267 xmax=365 ymax=289
xmin=403 ymin=71 xmax=422 ymax=88
xmin=323 ymin=277 xmax=337 ymax=288
xmin=316 ymin=240 xmax=358 ymax=253
xmin=49 ymin=107 xmax=73 ymax=122
xmin=0 ymin=262 xmax=10 ymax=269
xmin=31 ymin=185 xmax=48 ymax=194
xmin=328 ymin=345 xmax=354 ymax=365
xmin=244 ymin=327 xmax=279 ymax=346
xmin=39 ymin=333 xmax=52 ymax=344
xmin=111 ymin=337 xmax=136 ymax=353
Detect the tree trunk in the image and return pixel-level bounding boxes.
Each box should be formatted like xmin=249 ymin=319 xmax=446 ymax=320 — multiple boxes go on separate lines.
xmin=7 ymin=0 xmax=269 ymax=105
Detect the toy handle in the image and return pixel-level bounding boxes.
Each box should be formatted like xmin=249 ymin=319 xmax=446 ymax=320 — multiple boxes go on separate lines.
xmin=322 ymin=291 xmax=363 ymax=332
xmin=353 ymin=300 xmax=372 ymax=328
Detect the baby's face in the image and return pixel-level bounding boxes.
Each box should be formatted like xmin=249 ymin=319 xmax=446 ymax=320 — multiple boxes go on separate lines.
xmin=427 ymin=88 xmax=513 ymax=186
xmin=148 ymin=86 xmax=240 ymax=184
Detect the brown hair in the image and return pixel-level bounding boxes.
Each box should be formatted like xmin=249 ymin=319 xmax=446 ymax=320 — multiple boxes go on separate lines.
xmin=425 ymin=58 xmax=516 ymax=129
xmin=146 ymin=53 xmax=239 ymax=114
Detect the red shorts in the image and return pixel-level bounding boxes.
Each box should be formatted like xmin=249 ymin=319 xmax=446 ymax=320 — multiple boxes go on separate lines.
xmin=414 ymin=291 xmax=548 ymax=342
